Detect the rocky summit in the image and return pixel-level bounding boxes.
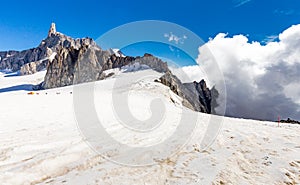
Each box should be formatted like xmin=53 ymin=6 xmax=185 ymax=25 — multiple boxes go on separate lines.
xmin=0 ymin=23 xmax=217 ymax=114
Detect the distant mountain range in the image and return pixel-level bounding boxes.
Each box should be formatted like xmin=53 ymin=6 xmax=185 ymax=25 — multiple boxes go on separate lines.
xmin=0 ymin=23 xmax=218 ymax=114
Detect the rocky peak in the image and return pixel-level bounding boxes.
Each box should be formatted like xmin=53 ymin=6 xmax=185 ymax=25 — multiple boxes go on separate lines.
xmin=48 ymin=23 xmax=57 ymax=37
xmin=143 ymin=53 xmax=153 ymax=57
xmin=0 ymin=22 xmax=100 ymax=75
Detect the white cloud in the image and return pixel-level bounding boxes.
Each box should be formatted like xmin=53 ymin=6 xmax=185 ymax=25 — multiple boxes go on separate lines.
xmin=232 ymin=0 xmax=251 ymax=8
xmin=262 ymin=35 xmax=279 ymax=44
xmin=164 ymin=32 xmax=187 ymax=44
xmin=175 ymin=24 xmax=300 ymax=121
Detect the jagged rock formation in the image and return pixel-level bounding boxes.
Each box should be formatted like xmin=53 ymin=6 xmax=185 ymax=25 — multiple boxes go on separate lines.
xmin=0 ymin=23 xmax=97 ymax=75
xmin=43 ymin=43 xmax=110 ymax=89
xmin=158 ymin=71 xmax=218 ymax=113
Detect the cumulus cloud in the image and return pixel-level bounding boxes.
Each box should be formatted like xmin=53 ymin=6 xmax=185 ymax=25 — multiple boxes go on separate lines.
xmin=164 ymin=32 xmax=187 ymax=44
xmin=172 ymin=24 xmax=300 ymax=121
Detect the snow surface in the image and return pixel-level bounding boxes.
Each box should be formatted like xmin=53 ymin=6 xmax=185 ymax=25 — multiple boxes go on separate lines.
xmin=48 ymin=52 xmax=57 ymax=62
xmin=0 ymin=70 xmax=299 ymax=184
xmin=109 ymin=48 xmax=125 ymax=58
xmin=121 ymin=62 xmax=150 ymax=72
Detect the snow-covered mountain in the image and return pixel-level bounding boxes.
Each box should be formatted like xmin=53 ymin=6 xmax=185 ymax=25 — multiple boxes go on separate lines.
xmin=0 ymin=23 xmax=216 ymax=114
xmin=0 ymin=69 xmax=299 ymax=184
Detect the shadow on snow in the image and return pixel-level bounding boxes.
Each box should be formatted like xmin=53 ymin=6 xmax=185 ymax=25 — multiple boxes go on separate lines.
xmin=0 ymin=84 xmax=33 ymax=93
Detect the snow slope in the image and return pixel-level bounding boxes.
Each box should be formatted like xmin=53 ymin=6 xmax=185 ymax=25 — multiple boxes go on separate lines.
xmin=0 ymin=70 xmax=299 ymax=185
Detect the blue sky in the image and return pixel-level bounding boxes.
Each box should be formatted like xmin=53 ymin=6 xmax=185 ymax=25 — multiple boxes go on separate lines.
xmin=0 ymin=0 xmax=299 ymax=65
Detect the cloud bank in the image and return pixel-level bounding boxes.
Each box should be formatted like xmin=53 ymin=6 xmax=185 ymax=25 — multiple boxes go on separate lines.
xmin=172 ymin=24 xmax=300 ymax=121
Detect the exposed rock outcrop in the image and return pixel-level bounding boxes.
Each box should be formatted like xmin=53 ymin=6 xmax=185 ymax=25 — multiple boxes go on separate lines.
xmin=280 ymin=118 xmax=300 ymax=125
xmin=158 ymin=71 xmax=218 ymax=113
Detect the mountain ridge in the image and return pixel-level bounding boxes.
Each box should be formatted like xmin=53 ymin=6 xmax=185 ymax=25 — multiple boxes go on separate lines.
xmin=0 ymin=23 xmax=216 ymax=114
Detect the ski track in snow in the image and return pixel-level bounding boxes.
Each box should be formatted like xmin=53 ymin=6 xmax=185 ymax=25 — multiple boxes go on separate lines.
xmin=0 ymin=70 xmax=299 ymax=185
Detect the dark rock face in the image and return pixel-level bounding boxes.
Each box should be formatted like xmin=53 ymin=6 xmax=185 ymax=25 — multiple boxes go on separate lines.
xmin=0 ymin=48 xmax=47 ymax=72
xmin=159 ymin=71 xmax=218 ymax=113
xmin=103 ymin=55 xmax=135 ymax=71
xmin=43 ymin=44 xmax=111 ymax=89
xmin=185 ymin=80 xmax=212 ymax=113
xmin=134 ymin=54 xmax=168 ymax=73
xmin=280 ymin=118 xmax=300 ymax=124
